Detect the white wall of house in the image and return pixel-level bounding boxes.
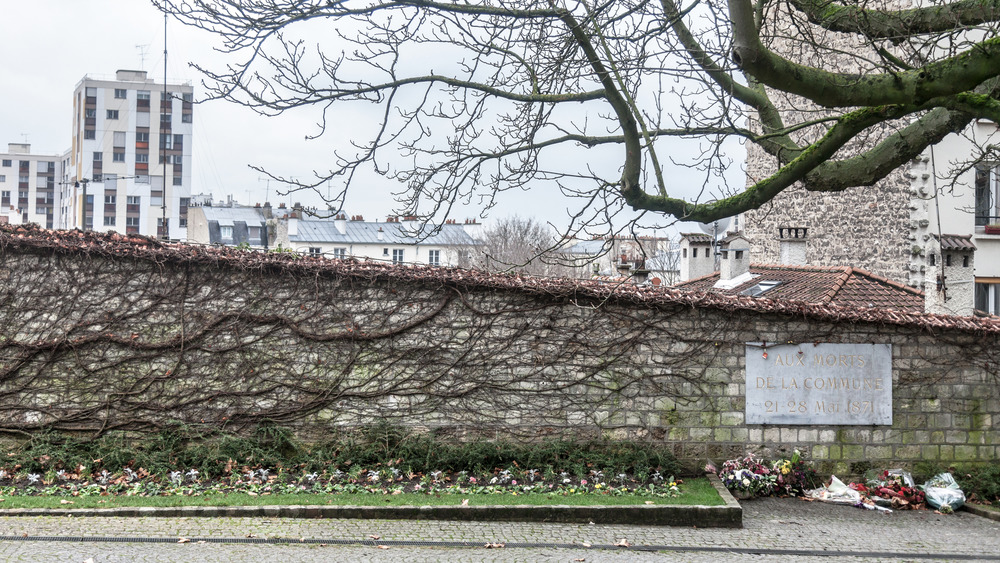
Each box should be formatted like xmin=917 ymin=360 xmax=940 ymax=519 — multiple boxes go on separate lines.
xmin=288 ymin=241 xmax=463 ymax=266
xmin=909 ymin=120 xmax=1000 ymax=314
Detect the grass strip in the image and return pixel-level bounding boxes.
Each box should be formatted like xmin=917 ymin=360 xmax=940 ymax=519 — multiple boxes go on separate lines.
xmin=0 ymin=478 xmax=722 ymax=510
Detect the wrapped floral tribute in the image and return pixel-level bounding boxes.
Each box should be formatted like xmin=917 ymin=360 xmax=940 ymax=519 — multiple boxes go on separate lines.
xmin=715 ymin=450 xmax=818 ymax=499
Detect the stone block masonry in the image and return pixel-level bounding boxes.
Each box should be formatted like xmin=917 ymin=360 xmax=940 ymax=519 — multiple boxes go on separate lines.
xmin=0 ymin=224 xmax=997 ymax=474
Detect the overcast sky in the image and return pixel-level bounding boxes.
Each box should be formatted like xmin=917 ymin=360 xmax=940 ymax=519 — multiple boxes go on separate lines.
xmin=2 ymin=1 xmax=738 ymax=236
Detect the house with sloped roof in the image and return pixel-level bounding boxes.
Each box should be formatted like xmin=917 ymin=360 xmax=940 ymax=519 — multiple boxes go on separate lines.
xmin=282 ymin=214 xmax=480 ymax=266
xmin=670 ymin=231 xmax=982 ymax=315
xmin=673 ymin=263 xmax=926 ymax=313
xmin=187 ymin=202 xmax=480 ymax=266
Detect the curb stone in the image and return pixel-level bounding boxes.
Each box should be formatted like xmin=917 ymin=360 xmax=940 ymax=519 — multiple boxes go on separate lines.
xmin=962 ymin=503 xmax=1000 ymax=522
xmin=0 ymin=475 xmax=742 ymax=528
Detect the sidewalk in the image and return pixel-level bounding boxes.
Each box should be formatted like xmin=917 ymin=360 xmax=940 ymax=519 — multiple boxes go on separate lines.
xmin=0 ymin=497 xmax=997 ymax=561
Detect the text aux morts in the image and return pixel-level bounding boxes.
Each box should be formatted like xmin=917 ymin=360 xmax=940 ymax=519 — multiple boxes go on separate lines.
xmin=755 ymin=352 xmax=883 ymax=416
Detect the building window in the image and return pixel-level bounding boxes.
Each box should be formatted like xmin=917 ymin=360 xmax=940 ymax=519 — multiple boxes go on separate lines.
xmin=975 ymin=166 xmax=1000 ymax=226
xmin=136 ymin=132 xmax=149 ymax=143
xmin=112 ymin=131 xmax=126 ymax=147
xmin=85 ymin=87 xmax=97 ymax=97
xmin=135 ymin=175 xmax=149 ymax=184
xmin=127 ymin=196 xmax=141 ymax=205
xmin=103 ymin=216 xmax=116 ymax=226
xmin=137 ymin=90 xmax=150 ymax=100
xmin=220 ymin=226 xmax=233 ymax=239
xmin=160 ymin=113 xmax=171 ymax=123
xmin=0 ymin=176 xmax=5 ymax=183
xmin=93 ymin=152 xmax=103 ymax=161
xmin=107 ymin=110 xmax=119 ymax=119
xmin=182 ymin=93 xmax=193 ymax=103
xmin=84 ymin=130 xmax=96 ymax=140
xmin=126 ymin=216 xmax=139 ymax=227
xmin=2 ymin=160 xmax=11 ymax=167
xmin=963 ymin=255 xmax=970 ymax=267
xmin=428 ymin=249 xmax=440 ymax=266
xmin=308 ymin=247 xmax=322 ymax=256
xmin=692 ymin=248 xmax=698 ymax=258
xmin=179 ymin=218 xmax=187 ymax=228
xmin=173 ymin=177 xmax=183 ymax=186
xmin=976 ymin=282 xmax=1000 ymax=315
xmin=160 ymin=133 xmax=173 ymax=149
xmin=173 ymin=134 xmax=183 ymax=148
xmin=333 ymin=248 xmax=347 ymax=259
xmin=182 ymin=113 xmax=192 ymax=123
xmin=85 ymin=108 xmax=96 ymax=118
xmin=104 ymin=195 xmax=116 ymax=205
xmin=946 ymin=254 xmax=952 ymax=267
xmin=136 ymin=154 xmax=148 ymax=163
xmin=114 ymin=88 xmax=127 ymax=99
xmin=929 ymin=254 xmax=936 ymax=266
xmin=392 ymin=249 xmax=404 ymax=264
xmin=113 ymin=151 xmax=125 ymax=162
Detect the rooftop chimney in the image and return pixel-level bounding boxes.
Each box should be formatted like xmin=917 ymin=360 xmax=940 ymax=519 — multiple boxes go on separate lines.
xmin=924 ymin=234 xmax=976 ymax=316
xmin=778 ymin=226 xmax=808 ymax=265
xmin=719 ymin=232 xmax=751 ymax=282
xmin=678 ymin=233 xmax=715 ymax=282
xmin=334 ymin=213 xmax=347 ymax=235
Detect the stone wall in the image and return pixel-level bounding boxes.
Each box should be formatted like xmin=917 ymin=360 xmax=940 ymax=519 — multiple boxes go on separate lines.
xmin=1 ymin=226 xmax=997 ymax=474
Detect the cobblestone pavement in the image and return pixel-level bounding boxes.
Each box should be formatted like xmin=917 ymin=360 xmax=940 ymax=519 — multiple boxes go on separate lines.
xmin=0 ymin=498 xmax=997 ymax=562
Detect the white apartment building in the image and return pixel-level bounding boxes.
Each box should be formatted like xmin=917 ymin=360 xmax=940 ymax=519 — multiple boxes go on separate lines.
xmin=60 ymin=70 xmax=193 ymax=239
xmin=0 ymin=144 xmax=64 ymax=228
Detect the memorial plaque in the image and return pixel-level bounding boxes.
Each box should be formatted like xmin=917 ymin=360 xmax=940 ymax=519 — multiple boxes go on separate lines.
xmin=745 ymin=343 xmax=892 ymax=425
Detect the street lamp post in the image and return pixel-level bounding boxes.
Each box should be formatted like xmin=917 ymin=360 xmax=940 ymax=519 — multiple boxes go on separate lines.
xmin=75 ymin=178 xmax=90 ymax=230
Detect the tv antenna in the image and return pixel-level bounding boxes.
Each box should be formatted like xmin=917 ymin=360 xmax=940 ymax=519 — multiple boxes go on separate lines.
xmin=136 ymin=44 xmax=151 ymax=70
xmin=696 ymin=216 xmax=733 ymax=269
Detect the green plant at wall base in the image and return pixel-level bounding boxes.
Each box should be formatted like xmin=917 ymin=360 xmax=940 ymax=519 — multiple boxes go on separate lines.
xmin=2 ymin=424 xmax=683 ymax=482
xmin=958 ymin=465 xmax=1000 ymax=506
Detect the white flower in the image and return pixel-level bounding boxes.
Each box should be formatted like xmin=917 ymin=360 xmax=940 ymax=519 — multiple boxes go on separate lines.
xmin=742 ymin=478 xmax=751 ymax=486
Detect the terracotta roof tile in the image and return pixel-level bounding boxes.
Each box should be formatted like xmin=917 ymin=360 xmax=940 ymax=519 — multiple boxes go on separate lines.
xmin=672 ymin=264 xmax=925 ymax=313
xmin=934 ymin=233 xmax=976 ymax=251
xmin=680 ymin=233 xmax=714 ymax=244
xmin=3 ymin=224 xmax=999 ymax=335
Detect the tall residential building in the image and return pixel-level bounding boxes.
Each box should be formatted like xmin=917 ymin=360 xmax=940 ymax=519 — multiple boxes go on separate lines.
xmin=60 ymin=70 xmax=193 ymax=239
xmin=0 ymin=143 xmax=63 ymax=228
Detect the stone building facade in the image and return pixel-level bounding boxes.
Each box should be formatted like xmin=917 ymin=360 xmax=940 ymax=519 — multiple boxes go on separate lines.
xmin=740 ymin=2 xmax=1000 ymax=315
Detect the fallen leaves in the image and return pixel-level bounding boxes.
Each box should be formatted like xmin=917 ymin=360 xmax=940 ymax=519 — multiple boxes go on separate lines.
xmin=178 ymin=537 xmax=190 ymax=544
xmin=461 ymin=498 xmax=469 ymax=506
xmin=614 ymin=538 xmax=631 ymax=547
xmin=484 ymin=542 xmax=506 ymax=549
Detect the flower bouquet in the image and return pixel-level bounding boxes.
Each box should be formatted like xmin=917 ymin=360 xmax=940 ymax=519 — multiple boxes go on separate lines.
xmin=718 ymin=453 xmax=776 ymax=499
